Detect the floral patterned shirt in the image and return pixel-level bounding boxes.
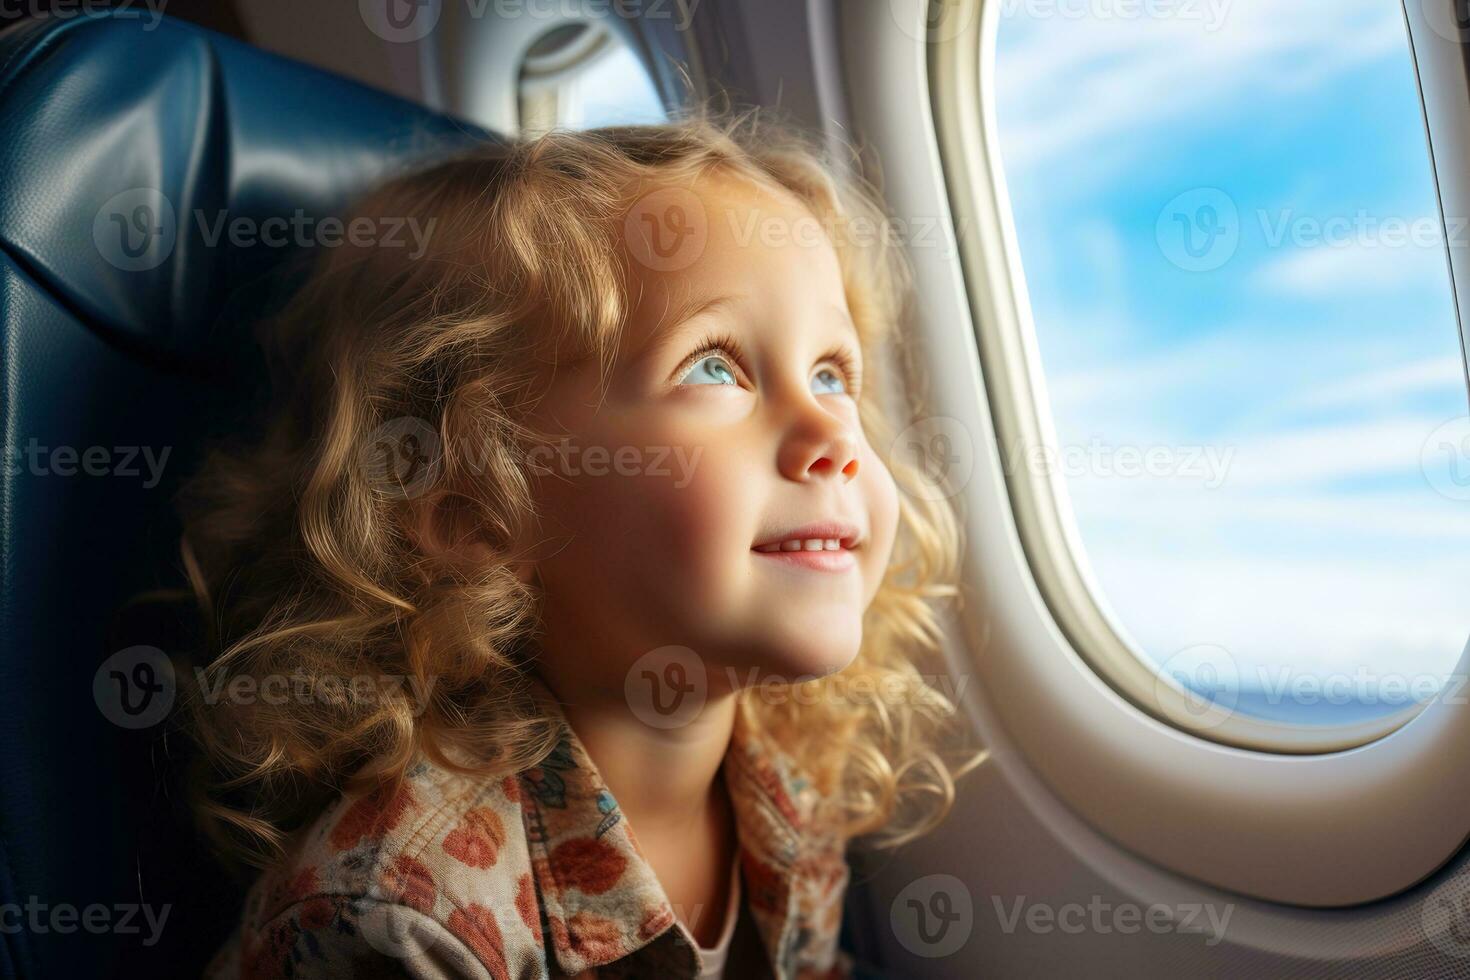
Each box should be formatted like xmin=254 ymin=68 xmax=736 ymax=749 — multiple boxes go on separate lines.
xmin=204 ymin=677 xmax=854 ymax=979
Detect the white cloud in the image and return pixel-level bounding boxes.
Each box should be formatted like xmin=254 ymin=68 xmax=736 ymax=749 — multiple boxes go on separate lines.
xmin=1044 ymin=411 xmax=1470 ymax=679
xmin=1201 ymin=416 xmax=1439 ymax=487
xmin=1089 ymin=546 xmax=1468 ymax=679
xmin=1251 ymin=238 xmax=1450 ymax=297
xmin=993 ymin=0 xmax=1404 ymax=192
xmin=1280 ymin=356 xmax=1466 ymax=413
xmin=1038 ymin=318 xmax=1464 ymax=448
xmin=1069 ymin=478 xmax=1465 ymax=545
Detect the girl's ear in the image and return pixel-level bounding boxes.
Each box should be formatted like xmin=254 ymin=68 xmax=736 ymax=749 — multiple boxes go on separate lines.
xmin=408 ymin=492 xmax=497 ymax=571
xmin=408 ymin=492 xmax=540 ymax=585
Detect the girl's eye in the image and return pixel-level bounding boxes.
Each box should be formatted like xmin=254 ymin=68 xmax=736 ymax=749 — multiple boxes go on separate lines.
xmin=678 ymin=353 xmax=739 ymax=386
xmin=812 ymin=366 xmax=847 ymax=395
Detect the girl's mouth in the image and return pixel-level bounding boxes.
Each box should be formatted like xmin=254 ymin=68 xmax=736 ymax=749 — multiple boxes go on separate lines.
xmin=751 ymin=542 xmax=858 ymax=572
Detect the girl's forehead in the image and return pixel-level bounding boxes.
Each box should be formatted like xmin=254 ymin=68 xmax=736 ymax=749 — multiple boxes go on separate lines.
xmin=577 ymin=169 xmax=862 ymax=383
xmin=619 ymin=174 xmax=843 ymax=314
xmin=619 ymin=168 xmax=826 ymax=265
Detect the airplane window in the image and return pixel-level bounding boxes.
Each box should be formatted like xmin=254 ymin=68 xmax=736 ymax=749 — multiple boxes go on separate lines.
xmin=991 ymin=0 xmax=1470 ymax=727
xmin=518 ymin=23 xmax=666 ymax=134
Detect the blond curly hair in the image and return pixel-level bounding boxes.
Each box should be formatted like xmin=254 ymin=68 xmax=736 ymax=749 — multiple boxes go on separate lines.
xmin=177 ymin=106 xmax=985 ymax=873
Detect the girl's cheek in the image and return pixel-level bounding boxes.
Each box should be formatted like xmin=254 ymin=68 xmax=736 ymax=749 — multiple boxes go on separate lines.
xmin=648 ymin=441 xmax=753 ymax=565
xmin=565 ymin=434 xmax=742 ymax=572
xmin=861 ymin=447 xmax=901 ymax=603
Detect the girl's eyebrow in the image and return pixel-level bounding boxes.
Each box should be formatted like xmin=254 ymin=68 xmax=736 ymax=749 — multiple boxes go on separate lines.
xmin=629 ymin=292 xmax=861 ymax=367
xmin=631 ymin=292 xmax=744 ymax=363
xmin=831 ymin=304 xmax=861 ymax=345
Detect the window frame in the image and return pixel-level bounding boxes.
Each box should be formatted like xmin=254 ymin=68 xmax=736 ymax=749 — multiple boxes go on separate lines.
xmin=944 ymin=7 xmax=1447 ymax=755
xmin=839 ymin=0 xmax=1470 ymax=906
xmin=429 ymin=2 xmax=691 ymax=136
xmin=517 ymin=23 xmax=617 ymax=133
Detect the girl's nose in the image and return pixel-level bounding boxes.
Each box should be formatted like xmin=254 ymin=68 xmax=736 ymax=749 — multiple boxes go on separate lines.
xmin=809 ymin=450 xmax=860 ymax=481
xmin=779 ymin=416 xmax=861 ymax=483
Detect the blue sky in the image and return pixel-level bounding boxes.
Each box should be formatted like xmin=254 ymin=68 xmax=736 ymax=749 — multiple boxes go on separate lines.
xmin=993 ymin=0 xmax=1470 ymax=719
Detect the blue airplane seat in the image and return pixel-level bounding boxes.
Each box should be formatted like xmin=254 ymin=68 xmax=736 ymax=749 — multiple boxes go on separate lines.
xmin=0 ymin=10 xmax=493 ymax=977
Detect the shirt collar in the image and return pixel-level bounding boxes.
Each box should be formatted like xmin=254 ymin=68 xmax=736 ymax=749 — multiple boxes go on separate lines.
xmin=517 ymin=674 xmax=839 ymax=978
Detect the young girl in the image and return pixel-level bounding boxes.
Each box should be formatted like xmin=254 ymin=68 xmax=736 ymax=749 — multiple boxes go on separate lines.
xmin=185 ymin=110 xmax=982 ymax=980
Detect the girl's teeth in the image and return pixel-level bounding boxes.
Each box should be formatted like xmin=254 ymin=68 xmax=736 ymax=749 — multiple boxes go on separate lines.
xmin=758 ymin=538 xmax=842 ymax=553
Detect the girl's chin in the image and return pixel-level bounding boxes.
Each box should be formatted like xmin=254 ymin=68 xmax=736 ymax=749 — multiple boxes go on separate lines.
xmin=748 ymin=636 xmax=863 ymax=685
xmin=690 ymin=617 xmax=864 ymax=690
